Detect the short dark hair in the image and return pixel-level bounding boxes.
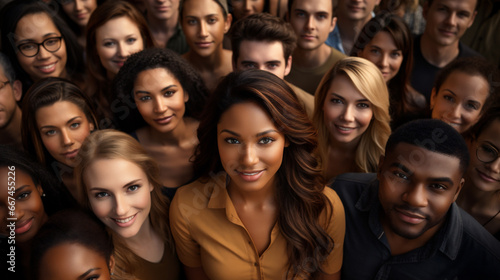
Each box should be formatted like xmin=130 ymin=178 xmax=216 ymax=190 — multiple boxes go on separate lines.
xmin=385 ymin=119 xmax=470 ymax=175
xmin=287 ymin=0 xmax=336 ymax=16
xmin=230 ymin=13 xmax=297 ymax=66
xmin=433 ymin=57 xmax=500 ymax=115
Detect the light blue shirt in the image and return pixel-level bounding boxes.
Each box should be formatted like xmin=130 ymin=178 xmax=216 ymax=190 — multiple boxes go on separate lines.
xmin=326 ymin=12 xmax=375 ymax=54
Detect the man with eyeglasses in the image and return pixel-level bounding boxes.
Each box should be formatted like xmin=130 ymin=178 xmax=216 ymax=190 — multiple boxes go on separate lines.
xmin=0 ymin=52 xmax=23 ymax=150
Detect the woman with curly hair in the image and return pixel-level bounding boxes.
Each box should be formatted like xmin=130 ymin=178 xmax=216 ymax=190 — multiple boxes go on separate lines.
xmin=313 ymin=57 xmax=391 ymax=182
xmin=75 ymin=129 xmax=181 ymax=280
xmin=170 ymin=69 xmax=345 ymax=280
xmin=113 ymin=48 xmax=209 ymax=198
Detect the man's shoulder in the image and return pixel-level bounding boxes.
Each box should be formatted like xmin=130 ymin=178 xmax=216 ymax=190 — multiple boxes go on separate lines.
xmin=458 ymin=41 xmax=483 ymax=58
xmin=330 ymin=173 xmax=377 ymax=203
xmin=458 ymin=207 xmax=500 ymax=259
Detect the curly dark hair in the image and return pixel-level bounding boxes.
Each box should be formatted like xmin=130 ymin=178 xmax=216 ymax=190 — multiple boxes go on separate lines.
xmin=194 ymin=69 xmax=334 ymax=279
xmin=112 ymin=48 xmax=209 ymax=132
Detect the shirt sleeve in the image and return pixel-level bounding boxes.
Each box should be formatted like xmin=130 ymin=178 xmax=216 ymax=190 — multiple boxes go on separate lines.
xmin=169 ymin=189 xmax=203 ymax=268
xmin=320 ymin=187 xmax=346 ymax=274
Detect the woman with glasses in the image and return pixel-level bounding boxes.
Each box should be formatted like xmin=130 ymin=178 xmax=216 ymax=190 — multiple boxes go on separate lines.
xmin=0 ymin=0 xmax=85 ymax=93
xmin=458 ymin=105 xmax=500 ymax=240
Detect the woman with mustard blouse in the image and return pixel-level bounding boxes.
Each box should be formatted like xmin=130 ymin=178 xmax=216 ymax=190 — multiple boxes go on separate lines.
xmin=170 ymin=70 xmax=345 ymax=280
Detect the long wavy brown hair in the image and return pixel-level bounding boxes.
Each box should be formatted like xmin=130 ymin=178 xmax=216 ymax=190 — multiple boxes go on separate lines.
xmin=194 ymin=69 xmax=334 ymax=279
xmin=74 ymin=129 xmax=172 ymax=280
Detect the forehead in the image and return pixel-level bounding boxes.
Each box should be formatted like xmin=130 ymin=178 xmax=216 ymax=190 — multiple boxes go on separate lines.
xmin=15 ymin=12 xmax=59 ymax=41
xmin=238 ymin=40 xmax=286 ymax=61
xmin=96 ymin=16 xmax=140 ymax=35
xmin=182 ymin=0 xmax=224 ymax=15
xmin=35 ymin=101 xmax=86 ymax=125
xmin=439 ymin=71 xmax=489 ymax=100
xmin=429 ymin=0 xmax=476 ymax=12
xmin=84 ymin=158 xmax=147 ymax=190
xmin=478 ymin=119 xmax=500 ymax=143
xmin=292 ymin=0 xmax=333 ymax=13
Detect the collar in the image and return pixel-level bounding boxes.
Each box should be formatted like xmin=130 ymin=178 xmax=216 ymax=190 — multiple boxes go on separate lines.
xmin=206 ymin=172 xmax=242 ymax=226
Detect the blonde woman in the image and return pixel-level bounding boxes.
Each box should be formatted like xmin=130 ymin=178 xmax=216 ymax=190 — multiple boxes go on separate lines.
xmin=313 ymin=57 xmax=391 ymax=182
xmin=75 ymin=130 xmax=181 ymax=280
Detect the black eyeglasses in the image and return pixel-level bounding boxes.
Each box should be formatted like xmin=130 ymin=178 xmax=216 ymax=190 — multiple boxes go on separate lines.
xmin=476 ymin=143 xmax=500 ymax=164
xmin=16 ymin=37 xmax=63 ymax=57
xmin=0 ymin=80 xmax=9 ymax=90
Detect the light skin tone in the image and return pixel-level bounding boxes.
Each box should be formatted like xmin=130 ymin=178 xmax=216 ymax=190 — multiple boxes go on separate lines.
xmin=181 ymin=0 xmax=233 ymax=90
xmin=421 ymin=0 xmax=477 ymax=67
xmin=144 ymin=0 xmax=180 ymax=48
xmin=288 ymin=0 xmax=336 ymax=69
xmin=458 ymin=119 xmax=500 ymax=235
xmin=84 ymin=158 xmax=164 ymax=263
xmin=61 ymin=0 xmax=98 ymax=28
xmin=378 ymin=143 xmax=464 ymax=256
xmin=233 ymin=40 xmax=292 ymax=79
xmin=36 ymin=101 xmax=94 ymax=168
xmin=39 ymin=243 xmax=114 ymax=280
xmin=133 ymin=67 xmax=198 ymax=189
xmin=0 ymin=168 xmax=47 ymax=243
xmin=0 ymin=68 xmax=23 ymax=148
xmin=14 ymin=12 xmax=68 ymax=82
xmin=357 ymin=31 xmax=403 ymax=83
xmin=322 ymin=74 xmax=373 ymax=179
xmin=95 ymin=16 xmax=144 ymax=79
xmin=231 ymin=0 xmax=265 ymax=20
xmin=336 ymin=0 xmax=381 ymax=54
xmin=430 ymin=71 xmax=489 ymax=133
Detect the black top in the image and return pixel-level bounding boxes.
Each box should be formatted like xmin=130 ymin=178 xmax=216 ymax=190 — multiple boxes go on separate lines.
xmin=331 ymin=173 xmax=500 ymax=280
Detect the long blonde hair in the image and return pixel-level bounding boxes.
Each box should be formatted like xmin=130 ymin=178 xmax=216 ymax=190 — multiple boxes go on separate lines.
xmin=74 ymin=129 xmax=172 ymax=279
xmin=313 ymin=57 xmax=391 ymax=177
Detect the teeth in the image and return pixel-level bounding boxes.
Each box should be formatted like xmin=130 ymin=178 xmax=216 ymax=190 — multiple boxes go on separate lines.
xmin=337 ymin=126 xmax=353 ymax=131
xmin=242 ymin=172 xmax=260 ymax=176
xmin=114 ymin=215 xmax=134 ymax=223
xmin=39 ymin=63 xmax=55 ymax=70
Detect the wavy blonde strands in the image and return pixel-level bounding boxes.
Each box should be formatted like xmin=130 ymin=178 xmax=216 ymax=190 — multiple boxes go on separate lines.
xmin=314 ymin=57 xmax=391 ymax=177
xmin=74 ymin=129 xmax=172 ymax=279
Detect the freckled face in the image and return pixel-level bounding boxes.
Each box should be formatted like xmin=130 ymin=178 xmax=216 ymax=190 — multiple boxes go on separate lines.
xmin=378 ymin=143 xmax=464 ymax=240
xmin=431 ymin=71 xmax=489 ymax=134
xmin=322 ymin=74 xmax=373 ymax=146
xmin=217 ymin=102 xmax=288 ymax=194
xmin=95 ymin=16 xmax=144 ymax=78
xmin=14 ymin=12 xmax=68 ymax=81
xmin=38 ymin=243 xmax=112 ymax=280
xmin=358 ymin=31 xmax=403 ymax=83
xmin=133 ymin=68 xmax=188 ymax=134
xmin=36 ymin=101 xmax=94 ymax=168
xmin=84 ymin=158 xmax=153 ymax=240
xmin=0 ymin=168 xmax=47 ymax=243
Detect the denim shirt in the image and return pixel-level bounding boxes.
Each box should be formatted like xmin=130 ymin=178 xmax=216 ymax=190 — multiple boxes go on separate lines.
xmin=331 ymin=173 xmax=500 ymax=280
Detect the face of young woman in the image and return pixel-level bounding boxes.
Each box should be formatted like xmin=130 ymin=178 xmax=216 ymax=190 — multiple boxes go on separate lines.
xmin=84 ymin=158 xmax=153 ymax=240
xmin=133 ymin=68 xmax=188 ymax=134
xmin=322 ymin=74 xmax=373 ymax=145
xmin=467 ymin=119 xmax=500 ymax=192
xmin=36 ymin=101 xmax=94 ymax=168
xmin=181 ymin=0 xmax=231 ymax=57
xmin=0 ymin=168 xmax=47 ymax=243
xmin=431 ymin=71 xmax=489 ymax=134
xmin=61 ymin=0 xmax=98 ymax=28
xmin=230 ymin=0 xmax=265 ymax=20
xmin=38 ymin=243 xmax=112 ymax=280
xmin=217 ymin=102 xmax=288 ymax=194
xmin=357 ymin=31 xmax=403 ymax=83
xmin=95 ymin=16 xmax=144 ymax=78
xmin=14 ymin=12 xmax=68 ymax=82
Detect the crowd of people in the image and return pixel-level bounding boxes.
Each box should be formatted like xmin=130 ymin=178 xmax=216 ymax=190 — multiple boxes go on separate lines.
xmin=0 ymin=0 xmax=499 ymax=279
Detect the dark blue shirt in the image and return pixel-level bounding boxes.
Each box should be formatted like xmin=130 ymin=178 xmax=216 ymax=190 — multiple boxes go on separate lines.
xmin=331 ymin=173 xmax=500 ymax=280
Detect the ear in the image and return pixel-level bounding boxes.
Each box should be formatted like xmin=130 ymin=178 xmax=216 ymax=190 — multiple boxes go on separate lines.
xmin=89 ymin=122 xmax=95 ymax=132
xmin=184 ymin=91 xmax=189 ymax=103
xmin=430 ymin=87 xmax=437 ymax=111
xmin=224 ymin=13 xmax=232 ymax=34
xmin=109 ymin=255 xmax=115 ymax=275
xmin=35 ymin=184 xmax=44 ymax=197
xmin=149 ymin=182 xmax=154 ymax=192
xmin=284 ymin=55 xmax=292 ymax=77
xmin=12 ymin=80 xmax=22 ymax=102
xmin=329 ymin=16 xmax=337 ymax=33
xmin=453 ymin=178 xmax=465 ymax=202
xmin=468 ymin=11 xmax=478 ymax=28
xmin=285 ymin=137 xmax=290 ymax=147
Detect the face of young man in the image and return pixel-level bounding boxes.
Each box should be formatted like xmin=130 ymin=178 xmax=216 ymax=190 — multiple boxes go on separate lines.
xmin=337 ymin=0 xmax=381 ymax=22
xmin=288 ymin=0 xmax=336 ymax=51
xmin=233 ymin=40 xmax=292 ymax=79
xmin=423 ymin=0 xmax=477 ymax=47
xmin=377 ymin=143 xmax=464 ymax=241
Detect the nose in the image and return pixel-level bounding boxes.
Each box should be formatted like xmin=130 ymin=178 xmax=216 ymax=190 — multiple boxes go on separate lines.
xmin=402 ymin=184 xmax=428 ymax=208
xmin=198 ymin=21 xmax=208 ymax=38
xmin=75 ymin=0 xmax=83 ymax=11
xmin=117 ymin=42 xmax=129 ymax=58
xmin=114 ymin=194 xmax=129 ymax=217
xmin=341 ymin=105 xmax=355 ymax=122
xmin=447 ymin=104 xmax=462 ymax=121
xmin=240 ymin=143 xmax=259 ymax=166
xmin=60 ymin=129 xmax=74 ymax=147
xmin=36 ymin=45 xmax=51 ymax=60
xmin=244 ymin=0 xmax=252 ymax=11
xmin=379 ymin=54 xmax=389 ymax=70
xmin=445 ymin=12 xmax=457 ymax=26
xmin=489 ymin=158 xmax=500 ymax=174
xmin=305 ymin=15 xmax=315 ymax=31
xmin=153 ymin=96 xmax=167 ymax=114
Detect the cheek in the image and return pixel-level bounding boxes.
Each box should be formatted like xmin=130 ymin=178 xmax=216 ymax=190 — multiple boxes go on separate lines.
xmin=16 ymin=53 xmax=34 ymax=71
xmin=40 ymin=135 xmax=59 ymax=155
xmin=359 ymin=110 xmax=373 ymax=128
xmin=90 ymin=199 xmax=110 ymax=219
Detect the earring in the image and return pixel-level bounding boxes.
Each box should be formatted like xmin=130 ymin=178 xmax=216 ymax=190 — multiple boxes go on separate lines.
xmin=41 ymin=193 xmax=46 ymax=197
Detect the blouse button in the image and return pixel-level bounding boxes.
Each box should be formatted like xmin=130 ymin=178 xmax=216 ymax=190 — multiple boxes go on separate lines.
xmin=254 ymin=262 xmax=258 ymax=267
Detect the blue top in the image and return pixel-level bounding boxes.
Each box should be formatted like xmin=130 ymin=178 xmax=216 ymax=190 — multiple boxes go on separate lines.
xmin=331 ymin=173 xmax=500 ymax=280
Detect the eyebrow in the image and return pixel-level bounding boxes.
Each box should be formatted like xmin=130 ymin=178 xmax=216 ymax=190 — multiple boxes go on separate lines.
xmin=219 ymin=129 xmax=278 ymax=137
xmin=135 ymin=85 xmax=178 ymax=95
xmin=39 ymin=116 xmax=83 ymax=130
xmin=16 ymin=33 xmax=60 ymax=44
xmin=89 ymin=179 xmax=142 ymax=192
xmin=14 ymin=185 xmax=30 ymax=194
xmin=78 ymin=268 xmax=101 ymax=279
xmin=330 ymin=93 xmax=369 ymax=103
xmin=390 ymin=162 xmax=411 ymax=174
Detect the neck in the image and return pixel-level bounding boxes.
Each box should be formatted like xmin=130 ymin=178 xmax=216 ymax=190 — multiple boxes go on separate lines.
xmin=227 ymin=176 xmax=276 ymax=205
xmin=420 ymin=34 xmax=460 ymax=68
xmin=337 ymin=14 xmax=368 ymax=40
xmin=147 ymin=13 xmax=178 ymax=31
xmin=125 ymin=218 xmax=156 ymax=248
xmin=145 ymin=118 xmax=188 ymax=145
xmin=184 ymin=48 xmax=225 ymax=71
xmin=292 ymin=44 xmax=331 ymax=68
xmin=0 ymin=107 xmax=22 ymax=148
